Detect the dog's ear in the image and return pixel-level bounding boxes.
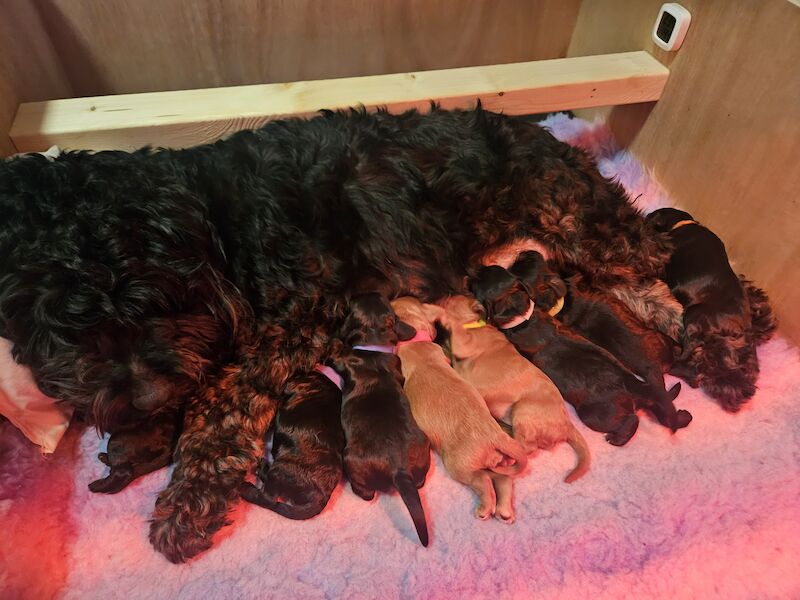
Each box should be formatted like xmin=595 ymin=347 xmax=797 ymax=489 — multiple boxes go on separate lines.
xmin=395 ymin=319 xmax=417 ymax=342
xmin=420 ymin=303 xmax=446 ymax=325
xmin=469 ymin=297 xmax=486 ymax=319
xmin=509 ymin=251 xmax=545 ymax=298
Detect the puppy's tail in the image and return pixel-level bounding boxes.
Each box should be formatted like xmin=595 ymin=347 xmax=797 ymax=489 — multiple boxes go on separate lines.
xmin=488 ymin=434 xmax=529 ymax=476
xmin=564 ymin=425 xmax=591 ymax=484
xmin=394 ymin=471 xmax=429 ymax=547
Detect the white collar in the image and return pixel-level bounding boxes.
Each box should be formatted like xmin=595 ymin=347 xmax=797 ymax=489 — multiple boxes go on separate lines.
xmin=499 ymin=299 xmax=535 ymax=330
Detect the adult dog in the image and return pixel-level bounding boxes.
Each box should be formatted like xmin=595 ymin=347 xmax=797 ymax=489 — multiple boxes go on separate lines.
xmin=0 ymin=105 xmax=674 ymax=562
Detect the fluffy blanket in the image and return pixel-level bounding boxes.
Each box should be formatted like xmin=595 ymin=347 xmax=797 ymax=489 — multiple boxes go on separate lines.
xmin=1 ymin=115 xmax=798 ymax=599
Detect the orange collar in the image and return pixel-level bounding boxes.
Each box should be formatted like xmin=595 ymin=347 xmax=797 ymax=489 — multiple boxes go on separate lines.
xmin=671 ymin=219 xmax=697 ymax=230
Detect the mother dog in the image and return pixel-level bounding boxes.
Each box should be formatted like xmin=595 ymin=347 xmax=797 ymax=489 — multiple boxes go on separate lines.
xmin=0 ymin=106 xmax=676 ymax=561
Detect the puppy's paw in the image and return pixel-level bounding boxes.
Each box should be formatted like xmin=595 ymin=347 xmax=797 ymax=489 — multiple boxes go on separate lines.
xmin=673 ymin=409 xmax=693 ymax=430
xmin=88 ymin=466 xmax=135 ymax=494
xmin=494 ymin=509 xmax=515 ymax=524
xmin=605 ymin=414 xmax=639 ymax=446
xmin=475 ymin=505 xmax=494 ymax=520
xmin=349 ymin=482 xmax=376 ymax=502
xmin=238 ymin=481 xmax=263 ymax=504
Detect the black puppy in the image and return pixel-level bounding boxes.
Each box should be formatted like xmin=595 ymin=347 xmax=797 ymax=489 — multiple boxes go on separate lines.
xmin=509 ymin=251 xmax=689 ymax=432
xmin=471 ymin=266 xmax=683 ymax=446
xmin=240 ymin=368 xmax=345 ymax=520
xmin=89 ymin=408 xmax=181 ymax=494
xmin=333 ymin=293 xmax=431 ymax=546
xmin=647 ymin=208 xmax=766 ymax=411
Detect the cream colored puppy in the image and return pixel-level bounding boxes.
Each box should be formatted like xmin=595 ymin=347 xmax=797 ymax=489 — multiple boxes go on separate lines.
xmin=435 ymin=295 xmax=590 ymax=483
xmin=391 ymin=297 xmax=528 ymax=523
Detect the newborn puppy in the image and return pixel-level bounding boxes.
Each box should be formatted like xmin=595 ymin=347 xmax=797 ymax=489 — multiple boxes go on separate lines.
xmin=89 ymin=408 xmax=181 ymax=494
xmin=472 ymin=266 xmax=681 ymax=446
xmin=391 ymin=296 xmax=528 ymax=523
xmin=510 ymin=251 xmax=690 ymax=432
xmin=334 ymin=293 xmax=431 ymax=546
xmin=239 ymin=367 xmax=345 ymax=520
xmin=436 ymin=295 xmax=590 ymax=483
xmin=647 ymin=208 xmax=761 ymax=411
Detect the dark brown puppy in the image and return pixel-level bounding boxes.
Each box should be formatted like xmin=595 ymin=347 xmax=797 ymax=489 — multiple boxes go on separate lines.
xmin=509 ymin=251 xmax=690 ymax=432
xmin=89 ymin=408 xmax=181 ymax=494
xmin=240 ymin=368 xmax=345 ymax=520
xmin=646 ymin=208 xmax=770 ymax=411
xmin=471 ymin=266 xmax=681 ymax=446
xmin=333 ymin=293 xmax=431 ymax=546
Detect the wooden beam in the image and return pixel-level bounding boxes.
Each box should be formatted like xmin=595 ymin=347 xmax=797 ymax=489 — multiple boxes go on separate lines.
xmin=10 ymin=51 xmax=668 ymax=152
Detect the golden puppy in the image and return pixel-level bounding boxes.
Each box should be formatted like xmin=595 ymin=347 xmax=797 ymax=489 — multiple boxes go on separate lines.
xmin=391 ymin=297 xmax=528 ymax=523
xmin=435 ymin=295 xmax=590 ymax=483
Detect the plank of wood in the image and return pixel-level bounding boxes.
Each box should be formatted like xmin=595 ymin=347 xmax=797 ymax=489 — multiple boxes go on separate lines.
xmin=10 ymin=51 xmax=668 ymax=152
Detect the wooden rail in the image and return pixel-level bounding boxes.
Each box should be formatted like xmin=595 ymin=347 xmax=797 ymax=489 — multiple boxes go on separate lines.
xmin=10 ymin=51 xmax=668 ymax=152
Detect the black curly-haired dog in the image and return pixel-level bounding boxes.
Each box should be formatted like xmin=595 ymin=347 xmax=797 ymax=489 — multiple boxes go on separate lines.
xmin=509 ymin=251 xmax=689 ymax=432
xmin=0 ymin=106 xmax=683 ymax=561
xmin=472 ymin=265 xmax=686 ymax=445
xmin=647 ymin=208 xmax=775 ymax=411
xmin=89 ymin=407 xmax=182 ymax=494
xmin=333 ymin=293 xmax=431 ymax=546
xmin=239 ymin=367 xmax=345 ymax=520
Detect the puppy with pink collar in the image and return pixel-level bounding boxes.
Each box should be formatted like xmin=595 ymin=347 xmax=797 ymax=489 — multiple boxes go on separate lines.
xmin=391 ymin=296 xmax=528 ymax=523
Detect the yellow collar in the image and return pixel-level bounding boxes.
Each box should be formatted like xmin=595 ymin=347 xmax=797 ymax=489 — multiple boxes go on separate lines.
xmin=548 ymin=296 xmax=565 ymax=316
xmin=462 ymin=319 xmax=487 ymax=330
xmin=671 ymin=219 xmax=697 ymax=230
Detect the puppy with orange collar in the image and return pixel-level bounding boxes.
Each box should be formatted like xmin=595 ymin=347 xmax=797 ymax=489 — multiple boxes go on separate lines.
xmin=391 ymin=296 xmax=528 ymax=523
xmin=436 ymin=295 xmax=590 ymax=484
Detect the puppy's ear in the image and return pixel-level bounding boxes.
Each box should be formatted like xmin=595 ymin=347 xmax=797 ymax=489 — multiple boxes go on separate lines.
xmin=469 ymin=298 xmax=486 ymax=319
xmin=395 ymin=319 xmax=417 ymax=342
xmin=420 ymin=303 xmax=446 ymax=325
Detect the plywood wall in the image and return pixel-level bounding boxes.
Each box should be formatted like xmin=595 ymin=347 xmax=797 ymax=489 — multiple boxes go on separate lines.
xmin=28 ymin=0 xmax=580 ymax=96
xmin=0 ymin=1 xmax=72 ymax=155
xmin=569 ymin=0 xmax=800 ymax=342
xmin=0 ymin=0 xmax=580 ymax=154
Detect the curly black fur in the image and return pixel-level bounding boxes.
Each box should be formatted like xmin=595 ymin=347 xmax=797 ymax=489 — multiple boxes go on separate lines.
xmin=647 ymin=208 xmax=773 ymax=411
xmin=1 ymin=105 xmax=677 ymax=561
xmin=333 ymin=294 xmax=430 ymax=546
xmin=240 ymin=369 xmax=344 ymax=520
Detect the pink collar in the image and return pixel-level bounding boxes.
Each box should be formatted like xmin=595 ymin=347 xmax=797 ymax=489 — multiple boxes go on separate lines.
xmin=396 ymin=328 xmax=433 ymax=348
xmin=314 ymin=364 xmax=343 ymax=390
xmin=499 ymin=299 xmax=535 ymax=330
xmin=396 ymin=328 xmax=450 ymax=365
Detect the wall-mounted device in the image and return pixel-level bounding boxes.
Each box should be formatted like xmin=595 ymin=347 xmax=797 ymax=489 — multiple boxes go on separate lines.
xmin=653 ymin=3 xmax=691 ymax=51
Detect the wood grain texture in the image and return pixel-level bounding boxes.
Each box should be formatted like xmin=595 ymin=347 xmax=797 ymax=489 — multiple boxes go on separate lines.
xmin=0 ymin=0 xmax=72 ymax=155
xmin=11 ymin=52 xmax=668 ymax=152
xmin=569 ymin=0 xmax=800 ymax=341
xmin=31 ymin=0 xmax=581 ymax=96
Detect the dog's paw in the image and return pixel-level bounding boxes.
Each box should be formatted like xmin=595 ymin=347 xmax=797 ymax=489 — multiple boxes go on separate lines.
xmin=349 ymin=482 xmax=376 ymax=502
xmin=605 ymin=415 xmax=639 ymax=446
xmin=475 ymin=506 xmax=494 ymax=520
xmin=494 ymin=509 xmax=515 ymax=524
xmin=673 ymin=409 xmax=693 ymax=430
xmin=149 ymin=514 xmax=214 ymax=564
xmin=149 ymin=483 xmax=228 ymax=563
xmin=88 ymin=467 xmax=134 ymax=494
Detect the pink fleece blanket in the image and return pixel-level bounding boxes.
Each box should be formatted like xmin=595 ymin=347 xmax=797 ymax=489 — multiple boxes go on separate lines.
xmin=2 ymin=115 xmax=799 ymax=599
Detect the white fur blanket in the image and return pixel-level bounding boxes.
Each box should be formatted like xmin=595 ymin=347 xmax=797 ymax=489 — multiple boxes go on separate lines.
xmin=2 ymin=116 xmax=798 ymax=599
